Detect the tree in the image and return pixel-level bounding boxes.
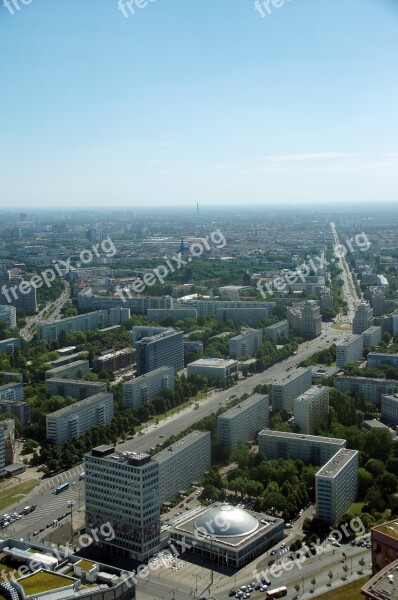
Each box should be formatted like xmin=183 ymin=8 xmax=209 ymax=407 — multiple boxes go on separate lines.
xmin=359 ymin=558 xmax=366 ymax=573
xmin=310 ymin=578 xmax=316 ymax=593
xmin=294 ymin=583 xmax=300 ymax=597
xmin=342 ymin=564 xmax=349 ymax=579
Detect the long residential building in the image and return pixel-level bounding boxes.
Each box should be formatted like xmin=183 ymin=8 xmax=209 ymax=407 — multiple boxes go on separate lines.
xmin=229 ymin=328 xmax=263 ymax=359
xmin=154 ymin=431 xmax=211 ymax=504
xmin=46 ymin=392 xmax=114 ymax=444
xmin=37 ymin=308 xmax=130 ymax=341
xmin=196 ymin=300 xmax=276 ymax=317
xmin=263 ymin=320 xmax=289 ymax=342
xmin=123 ymin=367 xmax=175 ymax=409
xmin=367 ymin=352 xmax=398 ymax=368
xmin=316 ymin=448 xmax=358 ymax=525
xmin=294 ymin=386 xmax=329 ymax=435
xmin=92 ymin=348 xmax=135 ymax=372
xmin=0 ymin=382 xmax=24 ymax=402
xmin=85 ymin=445 xmax=160 ymax=562
xmin=218 ymin=393 xmax=269 ymax=450
xmin=362 ymin=326 xmax=382 ymax=349
xmin=335 ymin=375 xmax=398 ymax=406
xmin=135 ymin=330 xmax=184 ymax=375
xmin=45 ymin=378 xmax=107 ymax=400
xmin=258 ymin=430 xmax=346 ymax=465
xmin=216 ymin=307 xmax=270 ymax=327
xmin=147 ymin=308 xmax=197 ymax=321
xmin=381 ymin=394 xmax=398 ymax=427
xmin=45 ymin=360 xmax=90 ymax=380
xmin=336 ymin=335 xmax=364 ymax=368
xmin=77 ymin=289 xmax=173 ymax=313
xmin=271 ymin=367 xmax=312 ymax=413
xmin=0 ymin=338 xmax=21 ymax=354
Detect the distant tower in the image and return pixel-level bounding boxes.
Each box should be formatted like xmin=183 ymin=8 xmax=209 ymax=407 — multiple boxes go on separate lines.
xmin=179 ymin=237 xmax=186 ymax=253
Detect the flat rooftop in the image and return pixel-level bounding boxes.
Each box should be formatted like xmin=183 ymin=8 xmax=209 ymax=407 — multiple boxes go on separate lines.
xmin=229 ymin=329 xmax=261 ymax=341
xmin=265 ymin=320 xmax=288 ymax=330
xmin=259 ymin=429 xmax=346 ymax=445
xmin=17 ymin=571 xmax=75 ymax=596
xmin=316 ymin=449 xmax=358 ymax=478
xmin=336 ymin=334 xmax=362 ymax=348
xmin=189 ymin=358 xmax=238 ymax=368
xmin=154 ymin=431 xmax=209 ymax=464
xmin=219 ymin=394 xmax=268 ymax=420
xmin=89 ymin=444 xmax=153 ymax=466
xmin=295 ymin=386 xmax=328 ymax=402
xmin=363 ymin=326 xmax=381 ymax=334
xmin=272 ymin=367 xmax=311 ymax=387
xmin=361 ymin=559 xmax=398 ymax=599
xmin=373 ymin=520 xmax=398 ymax=541
xmin=47 ymin=391 xmax=111 ymax=418
xmin=46 ymin=378 xmax=106 ymax=387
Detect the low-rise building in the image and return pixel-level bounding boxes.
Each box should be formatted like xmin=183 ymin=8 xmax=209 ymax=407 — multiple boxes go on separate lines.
xmin=92 ymin=348 xmax=135 ymax=372
xmin=316 ymin=448 xmax=358 ymax=525
xmin=218 ymin=394 xmax=269 ymax=450
xmin=187 ymin=358 xmax=238 ymax=380
xmin=362 ymin=558 xmax=398 ymax=599
xmin=371 ymin=520 xmax=398 ymax=573
xmin=46 ymin=392 xmax=114 ymax=444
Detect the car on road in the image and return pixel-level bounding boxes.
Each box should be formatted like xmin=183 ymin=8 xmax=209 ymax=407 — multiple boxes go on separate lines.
xmin=270 ymin=550 xmax=277 ymax=555
xmin=68 ymin=500 xmax=76 ymax=507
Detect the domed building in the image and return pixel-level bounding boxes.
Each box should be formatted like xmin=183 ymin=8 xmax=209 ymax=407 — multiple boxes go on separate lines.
xmin=168 ymin=503 xmax=284 ymax=569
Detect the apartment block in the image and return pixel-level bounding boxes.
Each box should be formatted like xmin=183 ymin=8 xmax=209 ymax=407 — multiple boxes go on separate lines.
xmin=187 ymin=358 xmax=238 ymax=380
xmin=45 ymin=360 xmax=90 ymax=380
xmin=0 ymin=401 xmax=31 ymax=431
xmin=352 ymin=302 xmax=373 ymax=334
xmin=287 ymin=300 xmax=322 ymax=338
xmin=381 ymin=394 xmax=398 ymax=427
xmin=367 ymin=353 xmax=398 ymax=368
xmin=229 ymin=328 xmax=263 ymax=359
xmin=294 ymin=386 xmax=329 ymax=435
xmin=0 ymin=272 xmax=37 ymax=313
xmin=0 ymin=427 xmax=5 ymax=477
xmin=196 ymin=300 xmax=275 ymax=317
xmin=263 ymin=320 xmax=289 ymax=342
xmin=216 ymin=307 xmax=270 ymax=327
xmin=123 ymin=367 xmax=175 ymax=409
xmin=362 ymin=326 xmax=382 ymax=349
xmin=37 ymin=308 xmax=130 ymax=341
xmin=154 ymin=431 xmax=211 ymax=504
xmin=0 ymin=382 xmax=24 ymax=402
xmin=271 ymin=367 xmax=312 ymax=413
xmin=85 ymin=446 xmax=160 ymax=561
xmin=336 ymin=375 xmax=398 ymax=406
xmin=45 ymin=378 xmax=107 ymax=400
xmin=136 ymin=330 xmax=184 ymax=375
xmin=258 ymin=430 xmax=346 ymax=465
xmin=46 ymin=392 xmax=114 ymax=444
xmin=0 ymin=419 xmax=15 ymax=465
xmin=92 ymin=348 xmax=135 ymax=372
xmin=0 ymin=338 xmax=21 ymax=354
xmin=78 ymin=290 xmax=172 ymax=314
xmin=218 ymin=393 xmax=269 ymax=450
xmin=336 ymin=335 xmax=364 ymax=368
xmin=316 ymin=449 xmax=358 ymax=525
xmin=0 ymin=305 xmax=17 ymax=329
xmin=147 ymin=308 xmax=197 ymax=321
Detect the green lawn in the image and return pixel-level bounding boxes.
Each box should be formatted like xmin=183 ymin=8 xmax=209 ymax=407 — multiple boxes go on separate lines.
xmin=315 ymin=576 xmax=370 ymax=599
xmin=18 ymin=571 xmax=73 ymax=595
xmin=347 ymin=502 xmax=365 ymax=517
xmin=332 ymin=322 xmax=352 ymax=331
xmin=0 ymin=480 xmax=39 ymax=512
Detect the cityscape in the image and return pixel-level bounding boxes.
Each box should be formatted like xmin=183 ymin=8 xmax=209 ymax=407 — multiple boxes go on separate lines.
xmin=1 ymin=2 xmax=398 ymax=600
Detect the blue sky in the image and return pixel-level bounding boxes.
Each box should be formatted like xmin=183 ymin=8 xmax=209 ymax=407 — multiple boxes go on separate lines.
xmin=1 ymin=0 xmax=398 ymax=208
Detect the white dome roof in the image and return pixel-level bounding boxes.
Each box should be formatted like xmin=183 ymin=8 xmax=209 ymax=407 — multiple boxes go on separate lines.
xmin=194 ymin=504 xmax=259 ymax=538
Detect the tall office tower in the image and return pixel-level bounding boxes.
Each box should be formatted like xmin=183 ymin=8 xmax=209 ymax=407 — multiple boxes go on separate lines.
xmin=135 ymin=329 xmax=184 ymax=375
xmin=353 ymin=302 xmax=373 ymax=334
xmin=85 ymin=446 xmax=160 ymax=562
xmin=0 ymin=305 xmax=17 ymax=329
xmin=271 ymin=367 xmax=312 ymax=413
xmin=218 ymin=393 xmax=269 ymax=450
xmin=316 ymin=449 xmax=358 ymax=525
xmin=294 ymin=386 xmax=329 ymax=434
xmin=336 ymin=335 xmax=364 ymax=368
xmin=287 ymin=300 xmax=322 ymax=338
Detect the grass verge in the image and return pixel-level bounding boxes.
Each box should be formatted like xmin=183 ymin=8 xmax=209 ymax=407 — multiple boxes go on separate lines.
xmin=0 ymin=480 xmax=39 ymax=512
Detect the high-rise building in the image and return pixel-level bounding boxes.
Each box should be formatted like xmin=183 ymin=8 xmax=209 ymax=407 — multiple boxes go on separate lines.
xmin=0 ymin=338 xmax=21 ymax=354
xmin=258 ymin=430 xmax=346 ymax=465
xmin=218 ymin=394 xmax=269 ymax=450
xmin=154 ymin=431 xmax=211 ymax=504
xmin=271 ymin=367 xmax=312 ymax=413
xmin=131 ymin=326 xmax=169 ymax=345
xmin=336 ymin=335 xmax=364 ymax=368
xmin=123 ymin=367 xmax=175 ymax=409
xmin=0 ymin=419 xmax=15 ymax=465
xmin=0 ymin=401 xmax=31 ymax=430
xmin=287 ymin=300 xmax=322 ymax=338
xmin=85 ymin=445 xmax=160 ymax=562
xmin=0 ymin=305 xmax=17 ymax=329
xmin=352 ymin=302 xmax=373 ymax=334
xmin=381 ymin=394 xmax=398 ymax=427
xmin=0 ymin=427 xmax=5 ymax=477
xmin=362 ymin=326 xmax=382 ymax=349
xmin=46 ymin=392 xmax=114 ymax=444
xmin=229 ymin=328 xmax=263 ymax=359
xmin=294 ymin=386 xmax=329 ymax=434
xmin=263 ymin=320 xmax=289 ymax=342
xmin=316 ymin=449 xmax=358 ymax=525
xmin=0 ymin=382 xmax=24 ymax=401
xmin=135 ymin=330 xmax=184 ymax=375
